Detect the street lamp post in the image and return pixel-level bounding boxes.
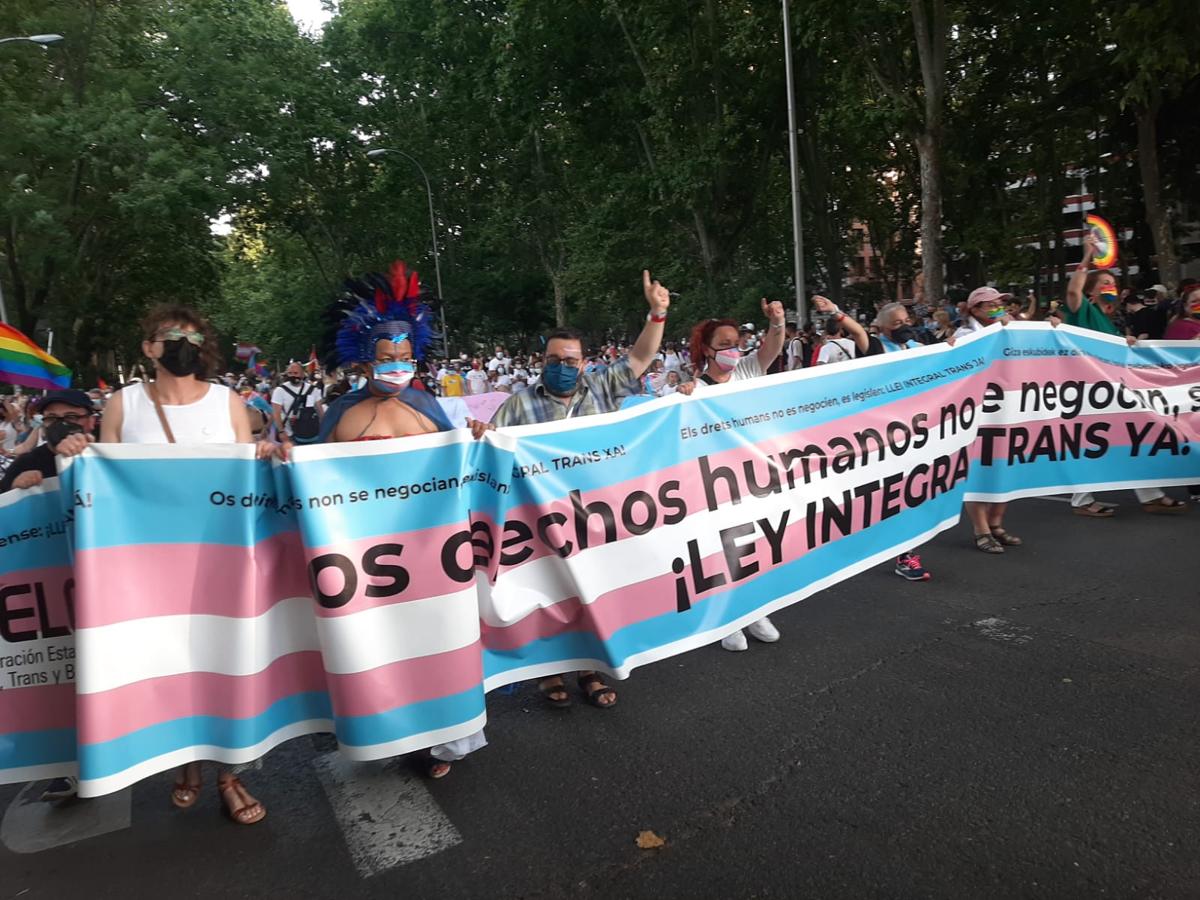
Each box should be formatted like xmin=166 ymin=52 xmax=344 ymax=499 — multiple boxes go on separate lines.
xmin=780 ymin=1 xmax=807 ymax=325
xmin=0 ymin=34 xmax=65 ymax=326
xmin=365 ymin=148 xmax=449 ymax=355
xmin=0 ymin=34 xmax=65 ymax=47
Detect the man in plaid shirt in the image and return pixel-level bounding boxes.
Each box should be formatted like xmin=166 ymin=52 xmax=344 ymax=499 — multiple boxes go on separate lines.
xmin=481 ymin=269 xmax=673 ymax=709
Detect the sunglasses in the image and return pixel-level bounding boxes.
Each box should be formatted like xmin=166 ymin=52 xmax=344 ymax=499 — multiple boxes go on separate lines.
xmin=42 ymin=413 xmax=90 ymax=425
xmin=154 ymin=327 xmax=205 ymax=346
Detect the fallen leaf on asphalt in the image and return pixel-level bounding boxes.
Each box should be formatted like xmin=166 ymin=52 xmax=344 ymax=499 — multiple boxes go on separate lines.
xmin=636 ymin=830 xmax=666 ymax=849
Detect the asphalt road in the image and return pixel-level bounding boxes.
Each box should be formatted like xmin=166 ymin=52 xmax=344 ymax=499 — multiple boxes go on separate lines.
xmin=3 ymin=491 xmax=1197 ymax=899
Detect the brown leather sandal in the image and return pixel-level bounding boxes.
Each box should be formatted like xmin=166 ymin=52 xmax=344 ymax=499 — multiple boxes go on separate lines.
xmin=1142 ymin=497 xmax=1188 ymax=515
xmin=217 ymin=776 xmax=266 ymax=825
xmin=170 ymin=761 xmax=202 ymax=809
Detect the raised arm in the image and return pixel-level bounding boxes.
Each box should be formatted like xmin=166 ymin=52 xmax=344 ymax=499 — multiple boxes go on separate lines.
xmin=812 ymin=295 xmax=869 ymax=354
xmin=627 ymin=269 xmax=671 ymax=377
xmin=1066 ymin=234 xmax=1096 ymax=314
xmin=755 ymin=299 xmax=787 ymax=370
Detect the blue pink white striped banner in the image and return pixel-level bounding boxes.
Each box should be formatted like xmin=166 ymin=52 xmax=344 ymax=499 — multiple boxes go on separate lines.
xmin=1 ymin=323 xmax=1197 ymax=795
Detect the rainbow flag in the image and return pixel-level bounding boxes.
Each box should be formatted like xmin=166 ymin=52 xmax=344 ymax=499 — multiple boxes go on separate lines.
xmin=0 ymin=323 xmax=71 ymax=390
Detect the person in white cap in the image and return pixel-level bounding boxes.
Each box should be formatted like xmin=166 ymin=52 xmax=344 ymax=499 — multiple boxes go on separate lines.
xmin=955 ymin=288 xmax=1023 ymax=552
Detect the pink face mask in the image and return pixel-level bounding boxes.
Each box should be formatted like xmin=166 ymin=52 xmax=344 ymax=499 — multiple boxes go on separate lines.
xmin=710 ymin=347 xmax=742 ymax=372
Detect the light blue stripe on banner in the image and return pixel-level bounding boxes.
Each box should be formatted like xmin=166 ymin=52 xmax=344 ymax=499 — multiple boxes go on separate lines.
xmin=71 ymin=457 xmax=297 ymax=551
xmin=0 ymin=728 xmax=77 ymax=769
xmin=0 ymin=492 xmax=72 ymax=573
xmin=1001 ymin=325 xmax=1200 ymax=367
xmin=334 ymin=686 xmax=485 ymax=748
xmin=77 ymin=688 xmax=486 ymax=780
xmin=483 ymin=486 xmax=967 ymax=681
xmin=287 ymin=443 xmax=500 ymax=546
xmin=79 ymin=692 xmax=332 ymax=780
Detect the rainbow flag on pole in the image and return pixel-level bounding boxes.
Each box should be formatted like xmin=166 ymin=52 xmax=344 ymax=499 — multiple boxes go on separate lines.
xmin=0 ymin=323 xmax=71 ymax=390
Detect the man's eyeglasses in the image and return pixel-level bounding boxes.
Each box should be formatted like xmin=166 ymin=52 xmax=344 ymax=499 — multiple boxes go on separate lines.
xmin=154 ymin=328 xmax=205 ymax=346
xmin=42 ymin=413 xmax=89 ymax=426
xmin=544 ymin=355 xmax=582 ymax=369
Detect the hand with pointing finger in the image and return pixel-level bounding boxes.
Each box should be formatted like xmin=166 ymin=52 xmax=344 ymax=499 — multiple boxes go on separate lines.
xmin=643 ymin=270 xmax=670 ymax=317
xmin=761 ymin=298 xmax=785 ymax=325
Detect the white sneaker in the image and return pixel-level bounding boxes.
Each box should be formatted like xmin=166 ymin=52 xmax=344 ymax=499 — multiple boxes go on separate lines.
xmin=720 ymin=629 xmax=749 ymax=651
xmin=746 ymin=616 xmax=780 ymax=643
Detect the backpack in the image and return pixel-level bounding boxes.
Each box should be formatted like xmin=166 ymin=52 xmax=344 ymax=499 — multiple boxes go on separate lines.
xmin=283 ymin=384 xmax=319 ymax=442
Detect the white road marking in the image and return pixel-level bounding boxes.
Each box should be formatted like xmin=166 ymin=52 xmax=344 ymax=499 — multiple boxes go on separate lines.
xmin=313 ymin=752 xmax=461 ymax=878
xmin=972 ymin=617 xmax=1033 ymax=645
xmin=1 ymin=783 xmax=131 ymax=853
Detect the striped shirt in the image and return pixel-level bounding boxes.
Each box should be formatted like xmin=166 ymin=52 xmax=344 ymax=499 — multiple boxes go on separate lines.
xmin=492 ymin=359 xmax=639 ymax=426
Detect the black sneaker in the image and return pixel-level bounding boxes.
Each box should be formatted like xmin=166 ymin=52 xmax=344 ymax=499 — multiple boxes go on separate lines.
xmin=894 ymin=553 xmax=931 ymax=581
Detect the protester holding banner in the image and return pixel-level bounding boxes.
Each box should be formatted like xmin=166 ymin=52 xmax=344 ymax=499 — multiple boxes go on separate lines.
xmin=485 ymin=269 xmax=672 ymax=707
xmin=954 ymin=288 xmax=1023 ymax=553
xmin=316 ymin=263 xmax=485 ymax=776
xmin=55 ymin=304 xmax=274 ymax=823
xmin=685 ymin=296 xmax=787 ymax=651
xmin=1063 ymin=237 xmax=1187 ymax=517
xmin=0 ymin=390 xmax=97 ymax=493
xmin=1162 ymin=283 xmax=1200 ymax=341
xmin=858 ymin=302 xmax=942 ymax=579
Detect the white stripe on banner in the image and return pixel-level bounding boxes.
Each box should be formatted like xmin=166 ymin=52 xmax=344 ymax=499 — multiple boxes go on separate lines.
xmin=316 ymin=586 xmax=481 ymax=675
xmin=76 ymin=597 xmax=319 ymax=694
xmin=76 ymin=585 xmax=483 ymax=691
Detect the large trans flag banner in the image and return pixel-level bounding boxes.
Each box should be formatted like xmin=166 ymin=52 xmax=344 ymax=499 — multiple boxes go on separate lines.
xmin=0 ymin=481 xmax=76 ymax=784
xmin=285 ymin=431 xmax=513 ymax=765
xmin=0 ymin=323 xmax=1196 ymax=795
xmin=67 ymin=446 xmax=319 ymax=798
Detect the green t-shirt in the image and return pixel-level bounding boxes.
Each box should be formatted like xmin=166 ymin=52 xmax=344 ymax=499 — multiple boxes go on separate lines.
xmin=1063 ymin=300 xmax=1120 ymax=336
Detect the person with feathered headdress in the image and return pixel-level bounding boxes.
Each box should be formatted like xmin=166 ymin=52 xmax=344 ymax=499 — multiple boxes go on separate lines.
xmin=312 ymin=261 xmax=485 ymax=776
xmin=314 ymin=261 xmax=455 ymax=443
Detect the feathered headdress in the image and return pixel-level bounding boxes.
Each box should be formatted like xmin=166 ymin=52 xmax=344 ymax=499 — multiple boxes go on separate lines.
xmin=328 ymin=261 xmax=437 ymax=366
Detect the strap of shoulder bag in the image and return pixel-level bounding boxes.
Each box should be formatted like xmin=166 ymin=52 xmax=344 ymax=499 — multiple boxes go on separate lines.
xmin=147 ymin=383 xmax=176 ymax=444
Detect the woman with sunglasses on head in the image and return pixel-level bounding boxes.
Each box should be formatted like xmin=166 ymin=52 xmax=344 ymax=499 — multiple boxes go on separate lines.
xmin=56 ymin=304 xmax=277 ymax=824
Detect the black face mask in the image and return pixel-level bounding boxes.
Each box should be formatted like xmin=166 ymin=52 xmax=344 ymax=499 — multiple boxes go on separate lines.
xmin=44 ymin=419 xmax=85 ymax=448
xmin=889 ymin=325 xmax=919 ymax=345
xmin=158 ymin=338 xmax=202 ymax=377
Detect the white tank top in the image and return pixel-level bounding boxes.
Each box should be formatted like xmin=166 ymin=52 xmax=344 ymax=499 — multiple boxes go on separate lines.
xmin=120 ymin=382 xmax=237 ymax=445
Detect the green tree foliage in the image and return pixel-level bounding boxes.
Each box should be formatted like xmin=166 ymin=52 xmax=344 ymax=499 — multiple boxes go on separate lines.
xmin=2 ymin=0 xmax=1197 ymax=380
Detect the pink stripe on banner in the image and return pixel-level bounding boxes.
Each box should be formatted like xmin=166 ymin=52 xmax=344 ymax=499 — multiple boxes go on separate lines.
xmin=73 ymin=531 xmax=311 ymax=627
xmin=0 ymin=565 xmax=74 ymax=640
xmin=75 ymin=644 xmax=483 ymax=745
xmin=0 ymin=683 xmax=75 ymax=734
xmin=326 ymin=642 xmax=482 ymax=718
xmin=77 ymin=651 xmax=325 ymax=745
xmin=305 ymin=522 xmax=472 ymax=617
xmin=491 ymin=377 xmax=980 ymax=574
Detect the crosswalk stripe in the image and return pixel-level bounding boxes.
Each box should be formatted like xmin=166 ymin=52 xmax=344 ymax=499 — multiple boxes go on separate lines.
xmin=313 ymin=752 xmax=461 ymax=877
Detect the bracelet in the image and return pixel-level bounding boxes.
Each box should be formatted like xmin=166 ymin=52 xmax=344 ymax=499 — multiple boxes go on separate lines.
xmin=647 ymin=311 xmax=667 ymax=324
xmin=770 ymin=323 xmax=784 ymax=331
xmin=834 ymin=311 xmax=846 ymax=322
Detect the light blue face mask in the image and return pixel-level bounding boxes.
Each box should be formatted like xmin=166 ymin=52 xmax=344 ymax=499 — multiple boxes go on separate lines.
xmin=370 ymin=360 xmax=416 ymax=394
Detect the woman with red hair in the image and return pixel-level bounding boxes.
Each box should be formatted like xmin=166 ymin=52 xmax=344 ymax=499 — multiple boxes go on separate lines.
xmin=686 ymin=298 xmax=787 ymax=651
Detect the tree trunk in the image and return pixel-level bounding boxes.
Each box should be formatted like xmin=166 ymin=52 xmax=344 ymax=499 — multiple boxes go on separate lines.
xmin=1135 ymin=101 xmax=1179 ymax=289
xmin=910 ymin=0 xmax=945 ymax=309
xmin=914 ymin=130 xmax=943 ymax=306
xmin=551 ymin=275 xmax=566 ymax=327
